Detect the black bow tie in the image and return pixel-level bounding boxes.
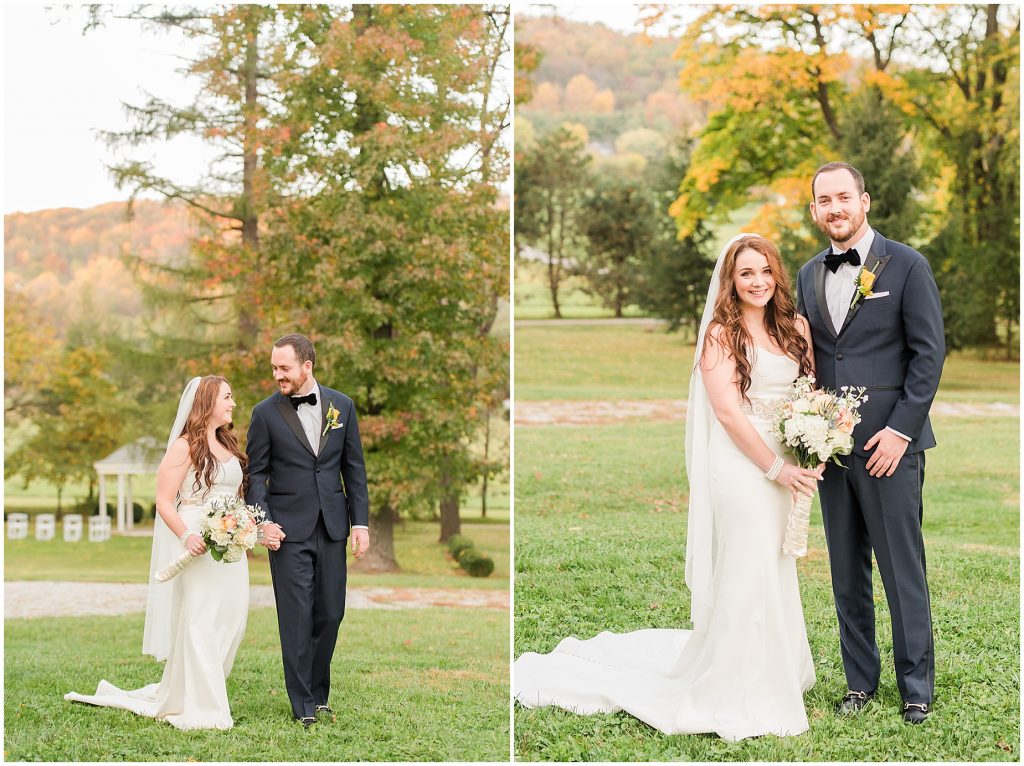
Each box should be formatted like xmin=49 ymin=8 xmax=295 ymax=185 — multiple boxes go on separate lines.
xmin=291 ymin=392 xmax=317 ymax=409
xmin=823 ymin=248 xmax=861 ymax=274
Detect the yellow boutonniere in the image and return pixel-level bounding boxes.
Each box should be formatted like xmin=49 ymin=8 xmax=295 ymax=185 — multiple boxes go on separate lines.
xmin=322 ymin=401 xmax=343 ymax=436
xmin=850 ymin=263 xmax=880 ymax=309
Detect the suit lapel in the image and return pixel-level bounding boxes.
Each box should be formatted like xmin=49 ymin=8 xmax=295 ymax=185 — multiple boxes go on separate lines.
xmin=275 ymin=396 xmax=317 ymax=457
xmin=839 ymin=234 xmax=892 ymax=334
xmin=813 ymin=252 xmax=838 ymax=338
xmin=316 ymin=385 xmax=330 ymax=456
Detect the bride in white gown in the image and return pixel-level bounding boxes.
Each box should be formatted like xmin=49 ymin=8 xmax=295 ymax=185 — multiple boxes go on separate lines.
xmin=515 ymin=234 xmax=824 ymax=742
xmin=66 ymin=375 xmax=266 ymax=730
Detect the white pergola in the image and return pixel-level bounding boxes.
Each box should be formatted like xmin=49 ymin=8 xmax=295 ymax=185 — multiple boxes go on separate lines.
xmin=94 ymin=437 xmax=163 ymax=532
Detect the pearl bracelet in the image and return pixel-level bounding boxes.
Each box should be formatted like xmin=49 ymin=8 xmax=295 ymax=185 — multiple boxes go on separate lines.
xmin=179 ymin=530 xmax=193 ymax=547
xmin=765 ymin=455 xmax=785 ymax=482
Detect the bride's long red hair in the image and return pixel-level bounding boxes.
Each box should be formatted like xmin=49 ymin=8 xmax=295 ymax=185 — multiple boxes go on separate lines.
xmin=705 ymin=235 xmax=812 ymax=402
xmin=181 ymin=376 xmax=248 ymax=498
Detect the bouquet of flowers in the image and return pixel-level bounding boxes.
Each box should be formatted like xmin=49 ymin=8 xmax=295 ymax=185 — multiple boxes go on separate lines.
xmin=155 ymin=496 xmax=266 ymax=582
xmin=771 ymin=376 xmax=868 ymax=558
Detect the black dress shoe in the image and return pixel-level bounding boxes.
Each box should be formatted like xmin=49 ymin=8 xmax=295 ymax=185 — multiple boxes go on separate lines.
xmin=902 ymin=702 xmax=931 ymax=724
xmin=315 ymin=705 xmax=334 ymax=719
xmin=298 ymin=715 xmax=316 ymax=728
xmin=836 ymin=690 xmax=875 ymax=715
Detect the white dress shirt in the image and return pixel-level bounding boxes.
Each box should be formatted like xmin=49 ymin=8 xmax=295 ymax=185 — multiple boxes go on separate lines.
xmin=824 ymin=227 xmax=910 ymax=443
xmin=291 ymin=377 xmax=368 ymax=531
xmin=824 ymin=227 xmax=874 ymax=334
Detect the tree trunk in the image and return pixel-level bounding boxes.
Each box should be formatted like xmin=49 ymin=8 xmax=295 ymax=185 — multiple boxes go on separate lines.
xmin=350 ymin=503 xmax=401 ymax=573
xmin=439 ymin=491 xmax=461 ymax=542
xmin=56 ymin=485 xmax=64 ymax=521
xmin=481 ymin=412 xmax=491 ymax=518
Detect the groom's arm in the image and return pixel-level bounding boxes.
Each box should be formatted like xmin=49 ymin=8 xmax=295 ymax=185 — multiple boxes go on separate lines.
xmin=340 ymin=399 xmax=370 ymax=528
xmin=886 ymin=257 xmax=945 ymax=439
xmin=245 ymin=404 xmax=273 ymax=523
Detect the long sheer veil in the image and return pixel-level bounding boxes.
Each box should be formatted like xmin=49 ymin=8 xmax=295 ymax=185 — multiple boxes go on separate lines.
xmin=684 ymin=234 xmax=752 ymax=631
xmin=142 ymin=376 xmax=201 ymax=660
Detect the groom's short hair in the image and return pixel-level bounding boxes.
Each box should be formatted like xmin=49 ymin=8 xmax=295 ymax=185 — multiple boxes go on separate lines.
xmin=812 ymin=162 xmax=865 ymax=198
xmin=274 ymin=333 xmax=316 ymax=368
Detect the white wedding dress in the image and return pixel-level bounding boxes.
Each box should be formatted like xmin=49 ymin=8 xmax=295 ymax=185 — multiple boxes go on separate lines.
xmin=514 ymin=348 xmax=816 ymax=742
xmin=65 ymin=458 xmax=249 ymax=730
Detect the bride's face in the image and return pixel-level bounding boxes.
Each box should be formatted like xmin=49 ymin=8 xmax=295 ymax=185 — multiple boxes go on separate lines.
xmin=211 ymin=382 xmax=236 ymax=428
xmin=732 ymin=248 xmax=775 ymax=310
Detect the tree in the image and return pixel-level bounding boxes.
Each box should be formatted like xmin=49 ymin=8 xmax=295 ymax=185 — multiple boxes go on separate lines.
xmin=515 ymin=126 xmax=591 ymax=318
xmin=662 ymin=4 xmax=1019 ymax=351
xmin=6 ymin=342 xmax=130 ymax=518
xmin=91 ymin=5 xmax=511 ymax=568
xmin=632 ymin=142 xmax=715 ymax=333
xmin=578 ymin=172 xmax=646 ymax=317
xmin=252 ymin=4 xmax=511 ymax=567
xmin=892 ymin=5 xmax=1020 ymax=352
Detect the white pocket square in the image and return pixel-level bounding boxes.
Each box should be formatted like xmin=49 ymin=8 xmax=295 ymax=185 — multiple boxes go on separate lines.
xmin=864 ymin=291 xmax=890 ymax=299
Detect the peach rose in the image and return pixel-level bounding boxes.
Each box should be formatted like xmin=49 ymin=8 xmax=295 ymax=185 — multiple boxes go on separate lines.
xmin=836 ymin=408 xmax=855 ymax=435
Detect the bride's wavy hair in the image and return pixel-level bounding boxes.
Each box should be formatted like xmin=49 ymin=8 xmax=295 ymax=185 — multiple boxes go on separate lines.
xmin=706 ymin=235 xmax=812 ymax=403
xmin=182 ymin=375 xmax=248 ymax=499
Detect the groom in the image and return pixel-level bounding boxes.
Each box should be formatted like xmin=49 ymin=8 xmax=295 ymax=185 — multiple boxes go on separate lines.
xmin=796 ymin=162 xmax=944 ymax=724
xmin=246 ymin=333 xmax=370 ymax=728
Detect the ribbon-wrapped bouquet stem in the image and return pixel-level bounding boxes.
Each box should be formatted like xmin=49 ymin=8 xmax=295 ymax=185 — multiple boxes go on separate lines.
xmin=770 ymin=376 xmax=868 ymax=558
xmin=155 ymin=497 xmax=267 ymax=582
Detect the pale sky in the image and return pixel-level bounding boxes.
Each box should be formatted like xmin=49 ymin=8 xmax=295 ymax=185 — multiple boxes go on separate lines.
xmin=3 ymin=4 xmax=511 ymax=215
xmin=519 ymin=2 xmax=698 ymax=36
xmin=3 ymin=4 xmax=216 ymax=214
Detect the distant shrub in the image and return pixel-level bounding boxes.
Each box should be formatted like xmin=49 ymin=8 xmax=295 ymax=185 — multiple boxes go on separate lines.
xmin=447 ymin=534 xmax=475 ymax=560
xmin=458 ymin=549 xmax=495 ymax=578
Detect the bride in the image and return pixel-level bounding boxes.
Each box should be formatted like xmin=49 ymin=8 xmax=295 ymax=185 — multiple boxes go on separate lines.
xmin=514 ymin=234 xmax=824 ymax=741
xmin=66 ymin=375 xmax=272 ymax=730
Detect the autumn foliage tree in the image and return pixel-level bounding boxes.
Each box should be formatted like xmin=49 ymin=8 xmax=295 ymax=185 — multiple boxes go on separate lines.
xmin=657 ymin=4 xmax=1019 ymax=352
xmin=87 ymin=5 xmax=509 ymax=569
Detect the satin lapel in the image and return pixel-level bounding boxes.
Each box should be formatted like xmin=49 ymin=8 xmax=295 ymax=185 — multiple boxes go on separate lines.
xmin=316 ymin=386 xmax=330 ymax=456
xmin=840 ymin=235 xmax=892 ymax=334
xmin=813 ymin=257 xmax=838 ymax=338
xmin=276 ymin=397 xmax=317 ymax=457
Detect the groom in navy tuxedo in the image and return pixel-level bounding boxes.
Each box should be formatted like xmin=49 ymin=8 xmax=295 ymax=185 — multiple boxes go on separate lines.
xmin=796 ymin=162 xmax=944 ymax=725
xmin=246 ymin=333 xmax=370 ymax=727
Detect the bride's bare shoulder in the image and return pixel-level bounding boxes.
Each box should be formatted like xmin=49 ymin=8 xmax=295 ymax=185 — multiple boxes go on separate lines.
xmin=162 ymin=437 xmax=191 ymax=469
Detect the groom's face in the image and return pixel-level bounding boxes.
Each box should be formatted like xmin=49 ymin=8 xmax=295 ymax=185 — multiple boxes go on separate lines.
xmin=810 ymin=169 xmax=870 ymax=244
xmin=271 ymin=344 xmax=312 ymax=395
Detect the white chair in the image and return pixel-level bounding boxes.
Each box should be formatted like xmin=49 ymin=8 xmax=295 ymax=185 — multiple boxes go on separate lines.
xmin=63 ymin=514 xmax=84 ymax=542
xmin=35 ymin=513 xmax=56 ymax=541
xmin=89 ymin=515 xmax=112 ymax=542
xmin=7 ymin=513 xmax=29 ymax=540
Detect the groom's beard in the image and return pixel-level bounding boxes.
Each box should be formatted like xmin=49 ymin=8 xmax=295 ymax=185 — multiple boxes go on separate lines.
xmin=276 ymin=372 xmax=309 ymax=395
xmin=817 ymin=209 xmax=865 ymax=244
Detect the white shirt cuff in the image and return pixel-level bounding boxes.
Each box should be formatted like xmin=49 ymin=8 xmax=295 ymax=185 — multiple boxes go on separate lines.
xmin=885 ymin=426 xmax=912 ymax=442
xmin=352 ymin=525 xmax=369 ymax=530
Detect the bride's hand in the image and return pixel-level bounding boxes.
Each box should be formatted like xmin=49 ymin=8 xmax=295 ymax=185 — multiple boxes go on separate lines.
xmin=186 ymin=534 xmax=207 ymax=556
xmin=775 ymin=463 xmax=822 ymax=500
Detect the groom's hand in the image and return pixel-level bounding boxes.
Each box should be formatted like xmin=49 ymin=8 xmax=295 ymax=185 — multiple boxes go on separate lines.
xmin=259 ymin=522 xmax=285 ymax=551
xmin=351 ymin=528 xmax=369 ymax=559
xmin=864 ymin=429 xmax=910 ymax=477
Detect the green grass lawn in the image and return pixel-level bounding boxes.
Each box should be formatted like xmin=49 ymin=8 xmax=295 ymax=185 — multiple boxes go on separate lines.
xmin=6 ymin=606 xmax=508 ymax=761
xmin=513 ymin=416 xmax=1019 ymax=761
xmin=514 ymin=323 xmax=1019 ymax=404
xmin=6 ymin=519 xmax=509 ymax=590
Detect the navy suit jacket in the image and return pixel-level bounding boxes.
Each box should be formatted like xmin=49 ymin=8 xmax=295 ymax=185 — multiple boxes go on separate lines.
xmin=245 ymin=385 xmax=369 ymax=542
xmin=796 ymin=231 xmax=945 ymax=458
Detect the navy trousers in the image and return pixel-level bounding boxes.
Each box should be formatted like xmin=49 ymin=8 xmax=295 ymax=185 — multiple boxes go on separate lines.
xmin=819 ymin=450 xmax=934 ymax=704
xmin=269 ymin=513 xmax=347 ymax=718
